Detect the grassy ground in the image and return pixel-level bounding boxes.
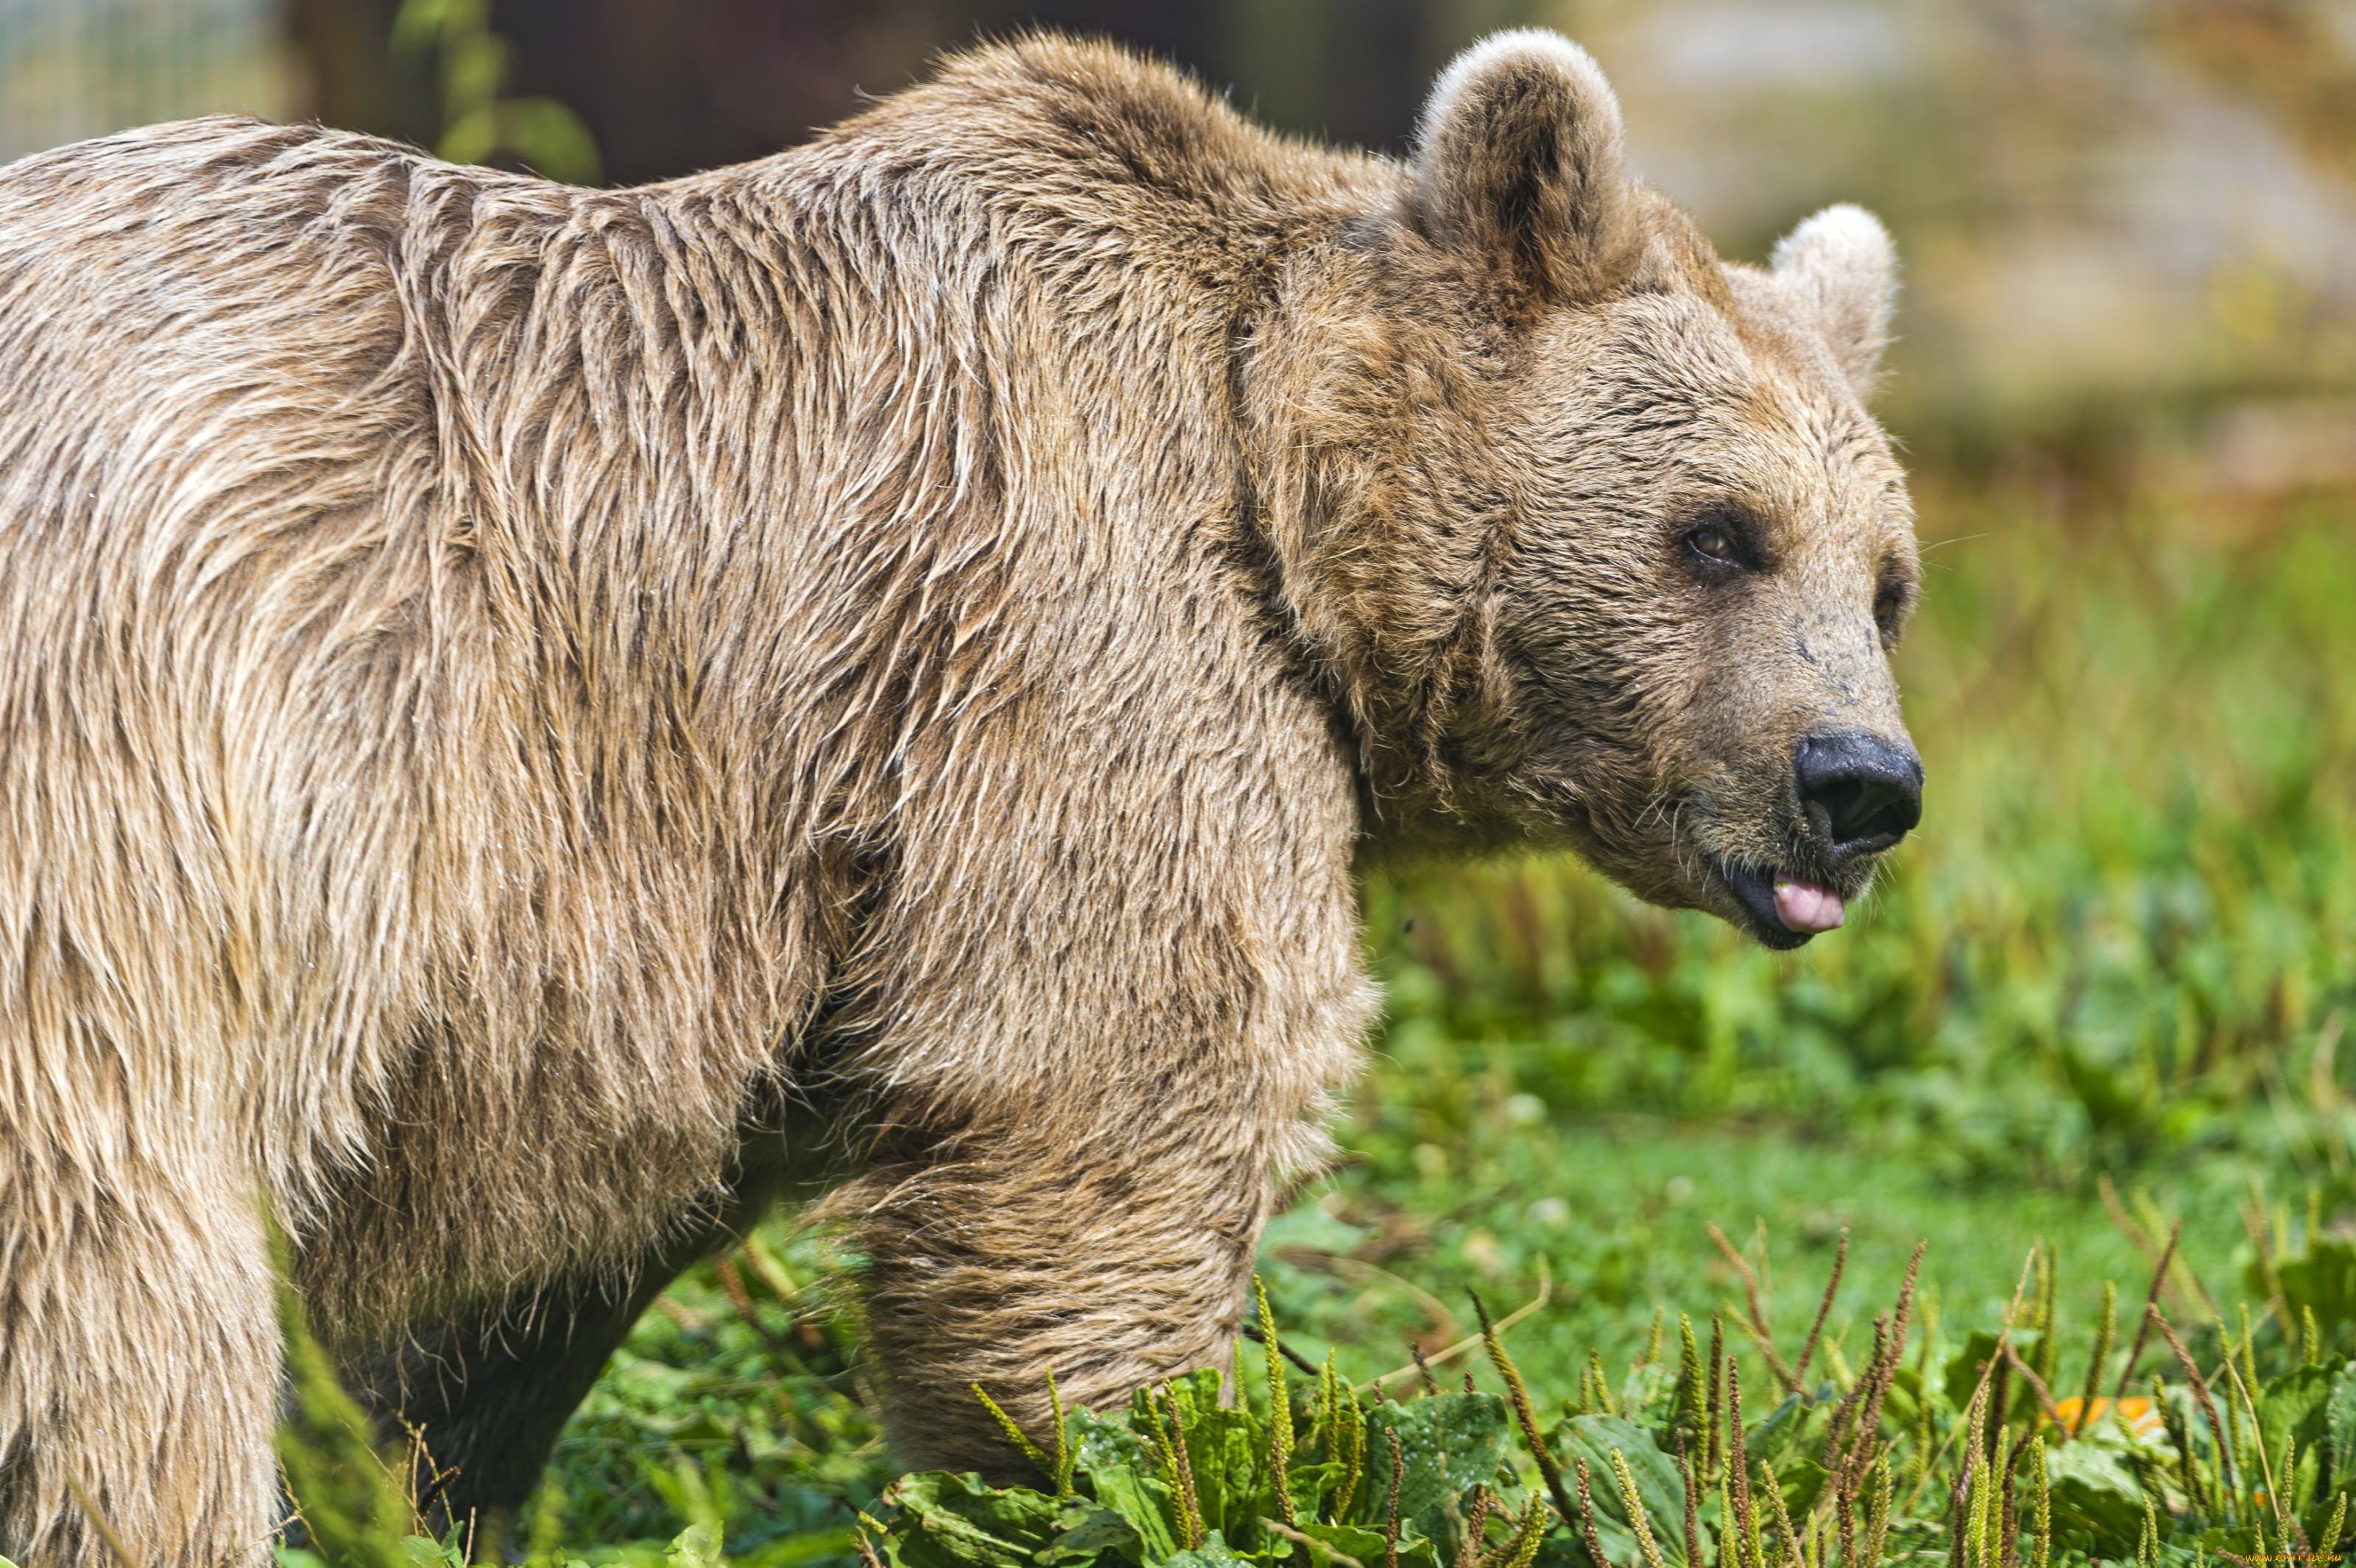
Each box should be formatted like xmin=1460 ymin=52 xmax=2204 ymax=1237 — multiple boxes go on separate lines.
xmin=281 ymin=470 xmax=2356 ymax=1564
xmin=501 ymin=1117 xmax=2292 ymax=1564
xmin=1288 ymin=462 xmax=2356 ymax=1399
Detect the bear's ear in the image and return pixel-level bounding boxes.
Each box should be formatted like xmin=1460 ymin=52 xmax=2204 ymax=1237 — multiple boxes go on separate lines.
xmin=1411 ymin=29 xmax=1637 ymax=304
xmin=1769 ymin=205 xmax=1898 ymax=395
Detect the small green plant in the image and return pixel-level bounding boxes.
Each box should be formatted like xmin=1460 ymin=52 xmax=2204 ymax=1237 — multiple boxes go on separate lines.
xmin=272 ymin=1213 xmax=454 ymax=1568
xmin=391 ymin=0 xmax=600 ymax=183
xmin=869 ymin=1321 xmax=1526 ymax=1566
xmin=856 ymin=1194 xmax=2356 ymax=1568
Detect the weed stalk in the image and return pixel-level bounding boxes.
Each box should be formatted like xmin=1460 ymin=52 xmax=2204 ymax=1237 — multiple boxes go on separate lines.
xmin=1713 ymin=1223 xmax=1800 ymax=1394
xmin=1475 ymin=1289 xmax=1578 ymax=1529
xmin=1729 ymin=1359 xmax=1760 ymax=1568
xmin=2029 ymin=1436 xmax=2050 ymax=1568
xmin=2111 ymin=1223 xmax=2182 ymax=1408
xmin=1258 ymin=1277 xmax=1294 ymax=1524
xmin=1386 ymin=1426 xmax=1405 ymax=1568
xmin=1706 ymin=1316 xmax=1727 ymax=1483
xmin=1794 ymin=1224 xmax=1849 ymax=1389
xmin=2073 ymin=1282 xmax=2117 ymax=1438
xmin=1577 ymin=1458 xmax=1614 ymax=1568
xmin=1453 ymin=1486 xmax=1492 ymax=1568
xmin=2153 ymin=1305 xmax=2237 ymax=1502
xmin=1612 ymin=1447 xmax=1671 ymax=1568
xmin=970 ymin=1382 xmax=1058 ymax=1491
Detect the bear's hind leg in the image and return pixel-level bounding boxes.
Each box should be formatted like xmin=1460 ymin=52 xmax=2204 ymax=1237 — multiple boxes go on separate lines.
xmin=0 ymin=1168 xmax=281 ymax=1568
xmin=348 ymin=1206 xmax=747 ymax=1543
xmin=349 ymin=1102 xmax=849 ymax=1549
xmin=349 ymin=1259 xmax=681 ymax=1545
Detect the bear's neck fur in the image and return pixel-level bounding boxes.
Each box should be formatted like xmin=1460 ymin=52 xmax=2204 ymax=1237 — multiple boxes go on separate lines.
xmin=769 ymin=35 xmax=1749 ymax=862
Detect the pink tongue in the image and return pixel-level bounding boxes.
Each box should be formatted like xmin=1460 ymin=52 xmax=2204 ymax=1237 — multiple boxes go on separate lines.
xmin=1774 ymin=878 xmax=1847 ymax=933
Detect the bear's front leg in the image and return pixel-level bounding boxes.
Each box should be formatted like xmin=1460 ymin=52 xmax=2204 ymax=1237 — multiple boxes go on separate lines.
xmin=842 ymin=693 xmax=1372 ymax=1465
xmin=850 ymin=1081 xmax=1326 ymax=1473
xmin=0 ymin=1166 xmax=281 ymax=1568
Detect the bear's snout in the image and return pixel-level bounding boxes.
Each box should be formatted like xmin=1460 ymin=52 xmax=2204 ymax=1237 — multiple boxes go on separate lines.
xmin=1794 ymin=731 xmax=1923 ymax=864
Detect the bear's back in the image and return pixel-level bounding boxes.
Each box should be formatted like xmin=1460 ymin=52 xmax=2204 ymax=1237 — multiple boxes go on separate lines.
xmin=0 ymin=46 xmax=1376 ymax=1022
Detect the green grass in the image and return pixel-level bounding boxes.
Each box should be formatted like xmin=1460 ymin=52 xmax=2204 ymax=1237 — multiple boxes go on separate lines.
xmin=269 ymin=474 xmax=2356 ymax=1565
xmin=854 ymin=1190 xmax=2356 ymax=1568
xmin=469 ymin=1126 xmax=2292 ymax=1565
xmin=522 ymin=1227 xmax=890 ymax=1563
xmin=288 ymin=1160 xmax=2356 ymax=1568
xmin=1263 ymin=1117 xmax=2259 ymax=1402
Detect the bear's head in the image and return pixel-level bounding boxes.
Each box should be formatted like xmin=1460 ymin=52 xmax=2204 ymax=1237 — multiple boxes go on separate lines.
xmin=1252 ymin=30 xmax=1922 ymax=950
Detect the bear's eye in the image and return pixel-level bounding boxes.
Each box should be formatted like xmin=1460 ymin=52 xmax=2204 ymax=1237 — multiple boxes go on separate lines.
xmin=1685 ymin=521 xmax=1742 ymax=565
xmin=1874 ymin=582 xmax=1908 ymax=646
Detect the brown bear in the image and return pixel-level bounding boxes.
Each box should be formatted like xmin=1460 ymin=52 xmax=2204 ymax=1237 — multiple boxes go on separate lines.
xmin=0 ymin=28 xmax=1922 ymax=1567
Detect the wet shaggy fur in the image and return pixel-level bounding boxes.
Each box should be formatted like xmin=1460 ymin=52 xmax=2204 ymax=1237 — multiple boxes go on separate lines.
xmin=0 ymin=29 xmax=1921 ymax=1567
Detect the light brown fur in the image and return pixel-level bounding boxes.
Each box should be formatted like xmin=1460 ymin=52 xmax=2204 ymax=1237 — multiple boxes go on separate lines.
xmin=0 ymin=32 xmax=1918 ymax=1565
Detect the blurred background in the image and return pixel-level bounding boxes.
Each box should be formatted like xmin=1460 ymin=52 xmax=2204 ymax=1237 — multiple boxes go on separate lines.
xmin=7 ymin=0 xmax=2356 ymax=1555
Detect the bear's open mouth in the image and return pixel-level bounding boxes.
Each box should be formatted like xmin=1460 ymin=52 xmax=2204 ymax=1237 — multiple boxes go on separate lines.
xmin=1717 ymin=860 xmax=1831 ymax=951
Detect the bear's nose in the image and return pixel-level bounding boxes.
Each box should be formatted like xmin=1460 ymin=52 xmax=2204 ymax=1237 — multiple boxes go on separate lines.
xmin=1795 ymin=732 xmax=1922 ymax=859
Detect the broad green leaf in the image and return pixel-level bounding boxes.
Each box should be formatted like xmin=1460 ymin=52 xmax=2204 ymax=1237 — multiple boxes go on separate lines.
xmin=1163 ymin=1530 xmax=1256 ymax=1566
xmin=2042 ymin=1440 xmax=2145 ymax=1555
xmin=2272 ymin=1242 xmax=2356 ymax=1342
xmin=1136 ymin=1371 xmax=1267 ymax=1547
xmin=1277 ymin=1521 xmax=1441 ymax=1568
xmin=1043 ymin=1502 xmax=1146 ymax=1565
xmin=875 ymin=1472 xmax=1069 ymax=1568
xmin=2326 ymin=1361 xmax=2356 ymax=1485
xmin=1941 ymin=1334 xmax=2006 ymax=1417
xmin=1283 ymin=1460 xmax=1347 ymax=1525
xmin=1159 ymin=1551 xmax=1248 ymax=1565
xmin=1186 ymin=1404 xmax=1269 ymax=1547
xmin=1774 ymin=1458 xmax=1827 ymax=1522
xmin=1073 ymin=1404 xmax=1159 ymax=1472
xmin=1619 ymin=1362 xmax=1673 ymax=1422
xmin=1880 ymin=1366 xmax=1931 ymax=1427
xmin=2258 ymin=1363 xmax=2335 ymax=1500
xmin=1350 ymin=1394 xmax=1512 ymax=1545
xmin=1048 ymin=1507 xmax=1141 ymax=1557
xmin=736 ymin=1530 xmax=864 ymax=1568
xmin=1071 ymin=1405 xmax=1182 ymax=1561
xmin=663 ymin=1525 xmax=724 ymax=1568
xmin=1550 ymin=1416 xmax=1699 ymax=1568
xmin=1742 ymin=1384 xmax=1840 ymax=1465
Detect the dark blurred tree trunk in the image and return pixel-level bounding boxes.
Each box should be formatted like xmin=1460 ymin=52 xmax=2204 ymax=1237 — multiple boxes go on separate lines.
xmin=1221 ymin=0 xmax=1433 ymax=152
xmin=288 ymin=0 xmax=437 ymax=147
xmin=491 ymin=0 xmax=950 ymax=186
xmin=288 ymin=0 xmax=1526 ymax=183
